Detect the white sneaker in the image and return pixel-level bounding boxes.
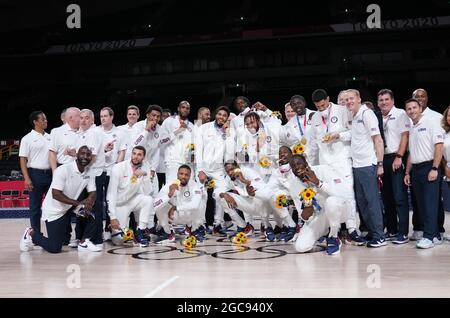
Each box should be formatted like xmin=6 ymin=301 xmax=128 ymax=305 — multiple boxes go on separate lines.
xmin=78 ymin=239 xmax=102 ymax=252
xmin=68 ymin=239 xmax=80 ymax=248
xmin=33 ymin=244 xmax=43 ymax=250
xmin=416 ymin=238 xmax=434 ymax=249
xmin=410 ymin=231 xmax=423 ymax=241
xmin=20 ymin=227 xmax=34 ymax=252
xmin=442 ymin=233 xmax=450 ymax=241
xmin=433 ymin=237 xmax=443 ymax=245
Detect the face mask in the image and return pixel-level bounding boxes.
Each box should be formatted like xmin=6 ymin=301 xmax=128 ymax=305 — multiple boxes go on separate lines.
xmin=279 ymin=163 xmax=290 ymax=173
xmin=248 ymin=127 xmax=257 ymax=134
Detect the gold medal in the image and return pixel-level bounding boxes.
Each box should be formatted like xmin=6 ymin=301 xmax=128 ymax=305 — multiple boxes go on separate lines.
xmin=130 ymin=175 xmax=138 ymax=184
xmin=300 ymin=137 xmax=307 ymax=145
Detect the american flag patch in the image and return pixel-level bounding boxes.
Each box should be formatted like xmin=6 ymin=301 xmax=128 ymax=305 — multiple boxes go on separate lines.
xmin=371 ymin=128 xmax=378 ymax=131
xmin=135 ymin=135 xmax=144 ymax=145
xmin=160 ymin=137 xmax=170 ymax=144
xmin=195 ymin=190 xmax=202 ymax=194
xmin=333 ymin=178 xmax=342 ymax=183
xmin=153 ymin=199 xmax=163 ymax=207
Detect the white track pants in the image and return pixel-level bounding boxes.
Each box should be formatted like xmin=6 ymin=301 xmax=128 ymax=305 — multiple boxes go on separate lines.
xmin=115 ymin=194 xmax=154 ymax=230
xmin=295 ymin=196 xmax=350 ymax=253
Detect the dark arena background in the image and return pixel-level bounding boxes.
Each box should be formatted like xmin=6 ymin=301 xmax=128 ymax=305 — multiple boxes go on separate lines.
xmin=1 ymin=0 xmax=450 ymax=303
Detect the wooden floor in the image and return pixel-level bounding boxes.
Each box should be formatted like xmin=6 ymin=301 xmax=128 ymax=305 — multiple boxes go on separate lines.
xmin=2 ymin=217 xmax=450 ymax=298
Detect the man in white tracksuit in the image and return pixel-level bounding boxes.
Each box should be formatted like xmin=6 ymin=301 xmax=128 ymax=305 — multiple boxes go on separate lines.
xmin=308 ymin=89 xmax=365 ymax=245
xmin=256 ymin=146 xmax=298 ymax=242
xmin=289 ymin=155 xmax=353 ymax=255
xmin=235 ymin=111 xmax=279 ymax=179
xmin=160 ymin=101 xmax=196 ymax=183
xmin=282 ymin=95 xmax=315 ymax=156
xmin=196 ymin=106 xmax=234 ymax=234
xmin=216 ymin=161 xmax=270 ymax=238
xmin=118 ymin=105 xmax=140 ymax=160
xmin=129 ymin=105 xmax=164 ymax=193
xmin=153 ymin=165 xmax=206 ymax=244
xmin=107 ymin=146 xmax=155 ymax=247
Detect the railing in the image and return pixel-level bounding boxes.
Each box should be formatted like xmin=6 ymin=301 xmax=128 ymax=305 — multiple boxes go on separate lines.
xmin=0 ymin=145 xmax=19 ymax=160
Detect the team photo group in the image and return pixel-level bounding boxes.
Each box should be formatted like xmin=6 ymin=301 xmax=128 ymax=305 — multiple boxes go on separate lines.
xmin=17 ymin=87 xmax=450 ymax=256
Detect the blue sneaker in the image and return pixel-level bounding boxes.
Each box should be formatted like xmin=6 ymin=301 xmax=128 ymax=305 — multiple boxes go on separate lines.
xmin=348 ymin=230 xmax=366 ymax=246
xmin=317 ymin=235 xmax=327 ymax=248
xmin=192 ymin=229 xmax=205 ymax=243
xmin=265 ymin=226 xmax=276 ymax=242
xmin=366 ymin=238 xmax=387 ymax=248
xmin=135 ymin=228 xmax=149 ymax=247
xmin=326 ymin=236 xmax=341 ymax=255
xmin=384 ymin=232 xmax=398 ymax=241
xmin=280 ymin=226 xmax=296 ymax=242
xmin=392 ymin=234 xmax=409 ymax=245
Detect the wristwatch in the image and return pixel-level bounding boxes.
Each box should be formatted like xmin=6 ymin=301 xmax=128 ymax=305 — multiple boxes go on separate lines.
xmin=431 ymin=166 xmax=438 ymax=171
xmin=377 ymin=161 xmax=383 ymax=167
xmin=395 ymin=153 xmax=403 ymax=158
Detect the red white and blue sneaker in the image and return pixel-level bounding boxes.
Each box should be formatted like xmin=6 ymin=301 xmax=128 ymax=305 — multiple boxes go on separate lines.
xmin=244 ymin=223 xmax=255 ymax=236
xmin=155 ymin=231 xmax=176 ymax=244
xmin=264 ymin=226 xmax=276 ymax=242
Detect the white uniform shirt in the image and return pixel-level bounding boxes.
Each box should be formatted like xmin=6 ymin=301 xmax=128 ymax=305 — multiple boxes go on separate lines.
xmin=129 ymin=119 xmax=162 ymax=171
xmin=76 ymin=124 xmax=102 ymax=156
xmin=19 ymin=130 xmax=52 ymax=170
xmin=282 ymin=109 xmax=315 ymax=157
xmin=90 ymin=125 xmax=126 ymax=176
xmin=288 ymin=165 xmax=352 ymax=216
xmin=444 ymin=131 xmax=450 ymax=167
xmin=41 ymin=161 xmax=95 ymax=222
xmin=215 ymin=166 xmax=265 ymax=198
xmin=349 ymin=105 xmax=381 ymax=168
xmin=235 ymin=122 xmax=279 ymax=176
xmin=382 ymin=106 xmax=410 ymax=154
xmin=153 ymin=180 xmax=204 ymax=217
xmin=231 ymin=107 xmax=252 ymax=133
xmin=160 ymin=115 xmax=195 ymax=166
xmin=308 ymin=103 xmax=351 ymax=167
xmin=422 ymin=107 xmax=443 ymax=123
xmin=107 ymin=159 xmax=154 ymax=220
xmin=196 ymin=121 xmax=234 ymax=174
xmin=118 ymin=123 xmax=136 ymax=160
xmin=49 ymin=123 xmax=79 ymax=165
xmin=408 ymin=115 xmax=445 ymax=164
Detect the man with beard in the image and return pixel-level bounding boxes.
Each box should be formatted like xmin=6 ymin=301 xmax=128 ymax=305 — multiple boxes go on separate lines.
xmin=20 ymin=146 xmax=96 ymax=253
xmin=216 ymin=161 xmax=270 ymax=238
xmin=107 ymin=146 xmax=155 ymax=247
xmin=256 ymin=146 xmax=298 ymax=242
xmin=196 ymin=106 xmax=234 ymax=235
xmin=308 ymin=89 xmax=365 ymax=246
xmin=288 ymin=155 xmax=353 ymax=255
xmin=153 ymin=165 xmax=206 ymax=244
xmin=160 ymin=101 xmax=196 ymax=183
xmin=231 ymin=96 xmax=252 ymax=133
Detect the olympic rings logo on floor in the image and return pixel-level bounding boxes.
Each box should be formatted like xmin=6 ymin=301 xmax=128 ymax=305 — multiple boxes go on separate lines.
xmin=106 ymin=238 xmax=324 ymax=261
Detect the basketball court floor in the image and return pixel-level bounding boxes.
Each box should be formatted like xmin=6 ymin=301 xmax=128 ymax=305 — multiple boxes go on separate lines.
xmin=2 ymin=216 xmax=450 ymax=298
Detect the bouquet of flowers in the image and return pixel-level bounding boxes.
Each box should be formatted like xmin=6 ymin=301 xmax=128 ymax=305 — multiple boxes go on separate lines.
xmin=206 ymin=176 xmax=215 ymax=189
xmin=123 ymin=228 xmax=134 ymax=242
xmin=182 ymin=235 xmax=197 ymax=249
xmin=259 ymin=155 xmax=272 ymax=168
xmin=299 ymin=187 xmax=322 ymax=212
xmin=275 ymin=194 xmax=294 ymax=209
xmin=232 ymin=232 xmax=248 ymax=245
xmin=271 ymin=111 xmax=282 ymax=120
xmin=292 ymin=137 xmax=307 ymax=155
